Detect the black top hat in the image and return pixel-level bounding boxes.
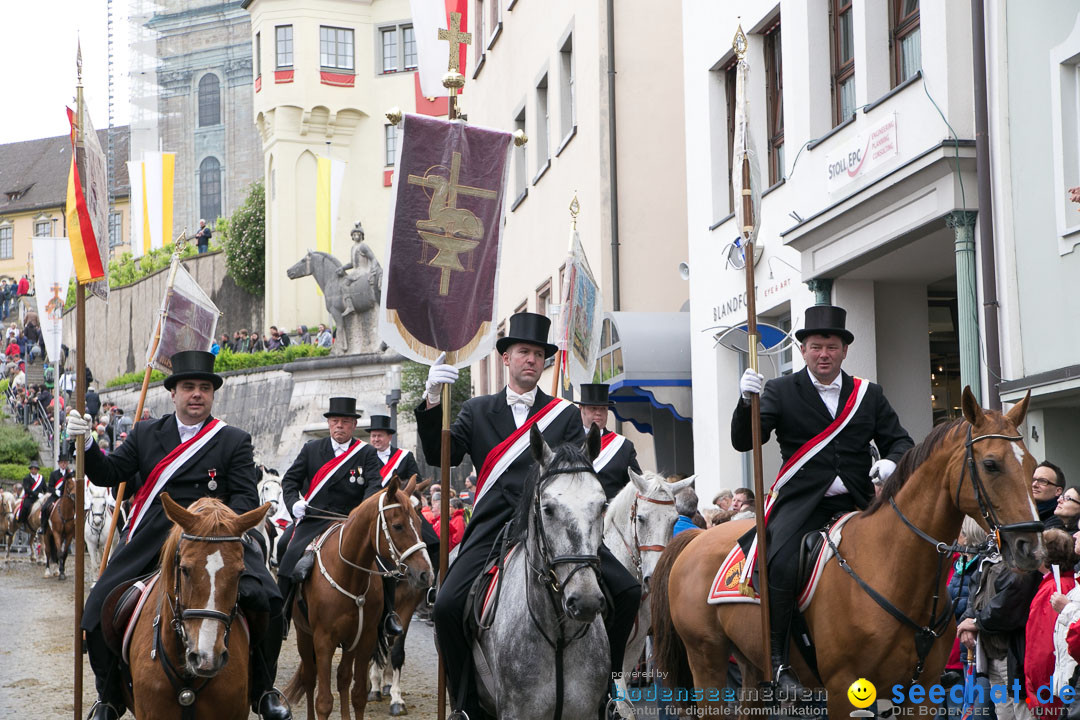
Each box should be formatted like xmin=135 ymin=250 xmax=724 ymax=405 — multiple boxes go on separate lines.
xmin=164 ymin=350 xmax=223 ymax=391
xmin=58 ymin=453 xmax=71 ymax=463
xmin=367 ymin=415 xmax=396 ymax=435
xmin=29 ymin=460 xmax=40 ymax=468
xmin=795 ymin=305 xmax=855 ymax=345
xmin=576 ymin=383 xmax=614 ymax=407
xmin=495 ymin=312 xmax=558 ymax=358
xmin=324 ymin=397 xmax=362 ymax=419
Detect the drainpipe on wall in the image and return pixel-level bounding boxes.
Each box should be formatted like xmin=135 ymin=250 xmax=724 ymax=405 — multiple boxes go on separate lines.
xmin=606 ymin=0 xmax=621 ymax=311
xmin=948 ymin=211 xmax=981 ymax=403
xmin=971 ymin=0 xmax=1003 ymax=410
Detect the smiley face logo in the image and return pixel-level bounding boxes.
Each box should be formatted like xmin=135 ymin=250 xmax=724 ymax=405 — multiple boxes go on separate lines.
xmin=847 ymin=678 xmax=876 ymax=709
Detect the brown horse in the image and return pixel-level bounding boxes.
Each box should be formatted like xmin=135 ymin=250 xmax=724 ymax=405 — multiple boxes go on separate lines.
xmin=283 ymin=475 xmax=434 ymax=720
xmin=126 ymin=494 xmax=270 ymax=720
xmin=45 ymin=477 xmax=77 ymax=579
xmin=651 ymin=388 xmax=1042 ymax=717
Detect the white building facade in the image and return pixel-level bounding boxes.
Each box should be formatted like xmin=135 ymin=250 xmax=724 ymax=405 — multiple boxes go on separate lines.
xmin=683 ymin=1 xmax=982 ymax=503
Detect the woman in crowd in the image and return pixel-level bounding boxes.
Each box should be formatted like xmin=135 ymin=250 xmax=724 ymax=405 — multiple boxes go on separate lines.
xmin=1026 ymin=529 xmax=1079 ymax=713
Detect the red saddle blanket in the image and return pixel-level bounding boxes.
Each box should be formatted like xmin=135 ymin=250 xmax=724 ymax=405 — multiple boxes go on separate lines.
xmin=706 ymin=511 xmax=857 ymax=610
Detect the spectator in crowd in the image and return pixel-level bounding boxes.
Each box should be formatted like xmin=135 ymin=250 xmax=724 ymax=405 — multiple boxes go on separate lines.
xmin=236 ymin=329 xmax=251 ymax=353
xmin=220 ymin=333 xmax=232 ymax=352
xmin=1025 ymin=529 xmax=1079 ymax=715
xmin=425 ymin=491 xmax=441 ymax=527
xmin=17 ymin=274 xmax=29 ymax=297
xmin=195 ymin=218 xmax=212 ymax=254
xmin=1055 ymin=486 xmax=1080 ymax=534
xmin=97 ymin=438 xmax=109 ymax=455
xmin=713 ymin=489 xmax=734 ymax=512
xmin=5 ymin=322 xmax=17 ymax=344
xmin=316 ymin=324 xmax=333 ymax=348
xmin=297 ymin=325 xmax=312 ymax=346
xmin=1051 ymin=530 xmax=1080 ymax=695
xmin=673 ymin=486 xmax=701 ymax=535
xmin=447 ymin=497 xmax=467 ymax=550
xmin=232 ymin=331 xmax=243 ymax=352
xmin=1034 ymin=461 xmax=1067 ymax=531
xmin=116 ymin=407 xmax=133 ymax=437
xmin=249 ymin=331 xmax=266 ymax=353
xmin=731 ymin=488 xmax=755 ymax=520
xmin=5 ymin=335 xmax=20 ymax=362
xmin=265 ymin=328 xmax=282 ymax=351
xmin=943 ymin=518 xmax=992 ymax=716
xmin=959 ymin=532 xmax=1043 ymax=719
xmin=0 ymin=279 xmax=8 ymax=319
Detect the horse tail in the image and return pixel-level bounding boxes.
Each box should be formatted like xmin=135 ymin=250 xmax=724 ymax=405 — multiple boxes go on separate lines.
xmin=282 ymin=666 xmax=305 ymax=705
xmin=650 ymin=528 xmax=702 ymax=692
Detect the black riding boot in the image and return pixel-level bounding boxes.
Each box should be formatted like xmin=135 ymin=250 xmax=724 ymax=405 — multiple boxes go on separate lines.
xmin=381 ymin=575 xmax=404 ymax=637
xmin=249 ymin=608 xmax=292 ymax=720
xmin=768 ymin=588 xmax=804 ymax=698
xmin=85 ymin=627 xmax=126 ymax=719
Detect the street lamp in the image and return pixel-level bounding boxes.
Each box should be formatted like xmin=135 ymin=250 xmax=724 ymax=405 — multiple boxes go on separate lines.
xmin=385 ymin=364 xmax=402 ymax=428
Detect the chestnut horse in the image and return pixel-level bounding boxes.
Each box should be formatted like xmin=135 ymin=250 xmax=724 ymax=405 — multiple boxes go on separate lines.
xmin=45 ymin=476 xmax=77 ymax=579
xmin=651 ymin=388 xmax=1042 ymax=718
xmin=126 ymin=494 xmax=270 ymax=720
xmin=283 ymin=475 xmax=433 ymax=720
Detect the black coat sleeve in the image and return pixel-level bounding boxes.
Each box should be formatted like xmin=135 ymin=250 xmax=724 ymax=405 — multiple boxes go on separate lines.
xmin=971 ymin=567 xmax=1040 ymax=633
xmin=731 ymin=381 xmax=780 ymax=452
xmin=397 ymin=452 xmax=421 ymax=484
xmin=415 ymin=398 xmax=475 ymax=469
xmin=360 ymin=446 xmax=385 ymax=500
xmin=871 ymin=385 xmax=915 ymax=463
xmin=223 ymin=431 xmax=259 ymax=516
xmin=628 ymin=444 xmax=641 ymax=475
xmin=84 ymin=427 xmax=141 ymax=494
xmin=281 ymin=444 xmax=310 ymax=511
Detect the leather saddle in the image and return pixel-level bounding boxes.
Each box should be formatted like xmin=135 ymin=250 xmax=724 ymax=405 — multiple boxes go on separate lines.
xmin=101 ymin=572 xmax=158 ymax=658
xmin=464 ymin=544 xmax=519 ymax=642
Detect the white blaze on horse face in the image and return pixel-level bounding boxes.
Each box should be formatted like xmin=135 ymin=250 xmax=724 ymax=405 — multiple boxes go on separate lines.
xmin=1011 ymin=443 xmax=1027 ymax=472
xmin=195 ymin=549 xmax=226 ymax=659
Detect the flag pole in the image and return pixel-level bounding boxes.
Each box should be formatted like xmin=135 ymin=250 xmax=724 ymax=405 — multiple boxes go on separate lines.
xmin=731 ymin=25 xmax=773 ymax=677
xmin=96 ymin=238 xmax=185 ymax=576
xmin=73 ymin=44 xmax=87 ymax=720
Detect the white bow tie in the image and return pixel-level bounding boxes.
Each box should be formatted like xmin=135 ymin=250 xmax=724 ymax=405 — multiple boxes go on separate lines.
xmin=506 ymin=388 xmax=536 ymax=408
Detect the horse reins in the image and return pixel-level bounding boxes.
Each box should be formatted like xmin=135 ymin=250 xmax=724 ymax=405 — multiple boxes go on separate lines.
xmin=614 ymin=492 xmax=675 ymax=580
xmin=526 ymin=464 xmax=603 ymax=720
xmin=827 ymin=425 xmax=1040 ymax=683
xmin=154 ymin=531 xmax=244 ymax=719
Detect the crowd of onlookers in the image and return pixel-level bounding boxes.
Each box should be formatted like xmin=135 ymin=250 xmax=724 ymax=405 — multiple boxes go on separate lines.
xmin=418 ymin=476 xmax=476 ymax=551
xmin=215 ymin=323 xmax=336 ymax=354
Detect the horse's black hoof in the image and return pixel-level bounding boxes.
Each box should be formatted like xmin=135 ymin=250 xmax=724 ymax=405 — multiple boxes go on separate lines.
xmin=368 ymin=690 xmax=381 ymax=702
xmin=390 ymin=701 xmax=407 ymax=716
xmin=382 ymin=684 xmax=392 ymax=696
xmin=58 ymin=572 xmax=66 ymax=580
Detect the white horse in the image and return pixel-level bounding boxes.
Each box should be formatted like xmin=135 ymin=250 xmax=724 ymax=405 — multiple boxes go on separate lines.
xmin=604 ymin=470 xmax=695 ymax=717
xmin=256 ymin=474 xmax=289 ymax=569
xmin=473 ymin=426 xmax=610 ymax=719
xmin=0 ymin=490 xmax=16 ymax=560
xmin=85 ymin=484 xmax=117 ymax=583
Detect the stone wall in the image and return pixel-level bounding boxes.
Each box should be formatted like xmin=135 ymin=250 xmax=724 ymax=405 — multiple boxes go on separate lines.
xmin=98 ymin=352 xmax=423 ymax=477
xmin=63 ymin=251 xmax=263 ymax=385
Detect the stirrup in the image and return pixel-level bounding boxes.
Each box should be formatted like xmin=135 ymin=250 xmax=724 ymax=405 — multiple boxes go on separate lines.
xmin=447 ymin=712 xmax=470 ymax=720
xmin=606 ymin=695 xmax=633 ymax=719
xmin=86 ymin=700 xmax=122 ymax=720
xmin=255 ymin=688 xmax=292 ymax=713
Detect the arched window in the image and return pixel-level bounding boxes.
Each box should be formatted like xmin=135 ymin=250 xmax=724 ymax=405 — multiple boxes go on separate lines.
xmin=198 ymin=74 xmax=221 ymax=127
xmin=200 ymin=157 xmax=222 ymax=222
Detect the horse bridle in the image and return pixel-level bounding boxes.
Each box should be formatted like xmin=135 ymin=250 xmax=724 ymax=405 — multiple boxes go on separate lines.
xmin=532 ymin=465 xmax=603 ymax=596
xmin=153 ymin=531 xmax=244 ymax=714
xmin=614 ymin=492 xmax=676 ymax=579
xmin=830 ymin=424 xmax=1042 ymax=682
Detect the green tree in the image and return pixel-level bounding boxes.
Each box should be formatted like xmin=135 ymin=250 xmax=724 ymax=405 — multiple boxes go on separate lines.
xmin=401 ymin=360 xmax=472 ymax=420
xmin=223 ymin=181 xmax=266 ymax=295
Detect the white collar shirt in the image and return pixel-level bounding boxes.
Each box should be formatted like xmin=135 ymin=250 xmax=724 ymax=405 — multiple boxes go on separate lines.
xmin=331 ymin=439 xmax=352 ymax=457
xmin=176 ymin=418 xmax=203 ymax=444
xmin=506 ymin=387 xmax=537 ymax=428
xmin=377 ymin=447 xmax=392 ymax=464
xmin=806 ymin=369 xmax=848 ymax=497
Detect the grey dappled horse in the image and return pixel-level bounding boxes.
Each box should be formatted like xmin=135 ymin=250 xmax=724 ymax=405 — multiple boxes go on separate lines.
xmin=285 ymin=251 xmax=379 ymax=353
xmin=473 ymin=425 xmax=610 ymax=719
xmin=604 ymin=470 xmax=695 ymax=715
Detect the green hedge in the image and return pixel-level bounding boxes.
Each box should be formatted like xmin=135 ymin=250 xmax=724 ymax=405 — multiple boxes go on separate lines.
xmin=106 ymin=344 xmax=330 ymax=387
xmin=67 ymin=243 xmax=221 ymax=307
xmin=0 ymin=424 xmax=42 ymax=464
xmin=0 ymin=463 xmax=52 ymax=484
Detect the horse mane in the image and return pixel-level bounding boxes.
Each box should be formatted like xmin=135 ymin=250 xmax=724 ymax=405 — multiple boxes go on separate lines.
xmin=158 ymin=497 xmax=234 ymax=588
xmin=507 ymin=441 xmax=593 ymax=547
xmin=863 ymin=417 xmax=967 ymax=515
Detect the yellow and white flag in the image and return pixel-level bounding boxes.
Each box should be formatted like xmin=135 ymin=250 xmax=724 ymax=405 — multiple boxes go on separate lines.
xmin=315 ymin=156 xmax=346 ymax=255
xmin=128 ymin=151 xmax=175 ymax=258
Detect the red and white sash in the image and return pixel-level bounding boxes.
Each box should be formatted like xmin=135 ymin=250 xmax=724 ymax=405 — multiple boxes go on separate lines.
xmin=379 ymin=449 xmax=408 ymax=486
xmin=127 ymin=419 xmax=227 ymax=540
xmin=28 ymin=475 xmax=43 ymax=493
xmin=474 ymin=398 xmax=577 ymax=510
xmin=304 ymin=440 xmax=366 ymax=502
xmin=593 ymin=432 xmax=627 ymax=473
xmin=739 ymin=377 xmax=869 ymax=587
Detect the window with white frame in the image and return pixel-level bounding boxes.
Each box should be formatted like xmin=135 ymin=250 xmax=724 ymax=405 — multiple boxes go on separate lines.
xmin=255 ymin=32 xmax=261 ymax=77
xmin=276 ymin=25 xmax=293 ymax=68
xmin=595 ymin=319 xmax=624 ymax=383
xmin=0 ymin=225 xmax=12 ymax=260
xmin=379 ymin=24 xmax=417 ymax=74
xmin=34 ymin=219 xmax=51 ymax=236
xmin=385 ymin=124 xmax=398 ymax=166
xmin=108 ymin=211 xmax=123 ymax=247
xmin=534 ymin=74 xmax=549 ymax=179
xmin=381 ymin=27 xmax=398 ymax=73
xmin=474 ymin=0 xmax=485 ymax=66
xmin=320 ymin=26 xmax=355 ymax=71
xmin=488 ymin=0 xmax=501 ymax=46
xmin=513 ymin=106 xmax=527 ymax=202
xmin=403 ymin=26 xmax=417 ymax=69
xmin=831 ymin=0 xmax=856 ymax=125
xmin=559 ymin=33 xmax=575 ymax=142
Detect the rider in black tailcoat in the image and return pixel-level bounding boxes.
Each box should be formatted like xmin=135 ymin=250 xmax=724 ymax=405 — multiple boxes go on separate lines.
xmin=416 ymin=312 xmax=641 ymax=720
xmin=17 ymin=459 xmax=44 ymax=526
xmin=39 ymin=454 xmax=74 ymax=529
xmin=731 ymin=305 xmax=913 ymax=695
xmin=276 ymin=397 xmax=383 ymax=626
xmin=575 ymin=384 xmax=641 ymax=499
xmin=72 ymin=351 xmax=292 ymax=720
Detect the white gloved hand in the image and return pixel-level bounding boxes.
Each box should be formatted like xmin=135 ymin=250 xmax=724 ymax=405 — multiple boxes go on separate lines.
xmin=870 ymin=458 xmax=897 ymax=483
xmin=424 ymin=352 xmax=459 ymax=405
xmin=66 ymin=409 xmax=92 ymax=436
xmin=739 ymin=369 xmax=765 ymax=401
xmin=292 ymin=498 xmax=307 ymax=520
xmin=55 ymin=488 xmax=62 ymax=497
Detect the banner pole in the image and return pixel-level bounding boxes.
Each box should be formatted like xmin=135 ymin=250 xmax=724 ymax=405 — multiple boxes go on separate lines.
xmin=437 ymin=381 xmax=452 ymax=720
xmin=97 ymin=249 xmax=180 ymax=576
xmin=73 ymin=57 xmax=87 ymax=720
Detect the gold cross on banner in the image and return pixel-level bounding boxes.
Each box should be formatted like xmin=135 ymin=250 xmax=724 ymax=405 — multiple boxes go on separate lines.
xmin=439 ymin=11 xmax=471 ymax=73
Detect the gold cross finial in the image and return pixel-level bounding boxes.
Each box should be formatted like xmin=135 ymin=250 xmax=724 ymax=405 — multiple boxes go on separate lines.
xmin=439 ymin=12 xmax=471 ymax=73
xmin=732 ymin=24 xmax=748 ymax=60
xmin=569 ymin=195 xmax=580 ymax=229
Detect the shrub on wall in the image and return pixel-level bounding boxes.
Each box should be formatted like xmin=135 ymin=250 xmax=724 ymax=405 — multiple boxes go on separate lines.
xmin=0 ymin=463 xmax=52 ymax=484
xmin=0 ymin=424 xmax=43 ymax=464
xmin=222 ymin=181 xmax=266 ymax=296
xmin=105 ymin=344 xmax=329 ymax=387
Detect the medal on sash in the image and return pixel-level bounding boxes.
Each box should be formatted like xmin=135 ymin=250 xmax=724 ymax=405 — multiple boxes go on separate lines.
xmin=349 ymin=468 xmax=357 ymax=484
xmin=207 ymin=468 xmax=218 ymax=491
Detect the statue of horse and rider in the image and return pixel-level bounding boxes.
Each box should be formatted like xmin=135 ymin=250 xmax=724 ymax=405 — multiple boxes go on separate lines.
xmin=286 ymin=222 xmax=382 ymax=354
